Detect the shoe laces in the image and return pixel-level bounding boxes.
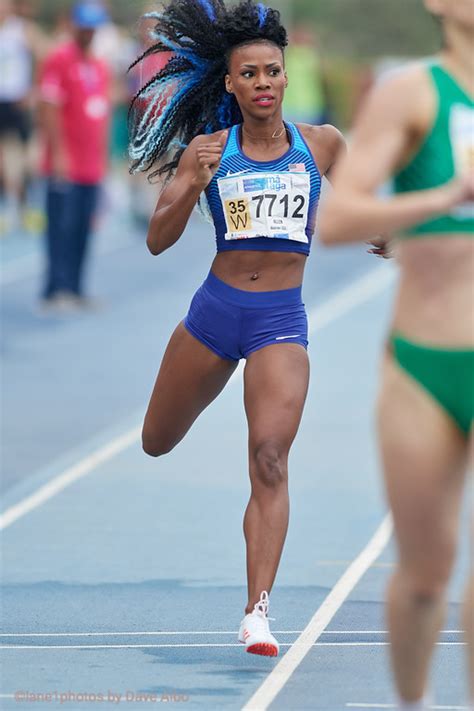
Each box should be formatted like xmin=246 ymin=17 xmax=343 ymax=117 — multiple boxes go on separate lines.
xmin=252 ymin=591 xmax=275 ymax=622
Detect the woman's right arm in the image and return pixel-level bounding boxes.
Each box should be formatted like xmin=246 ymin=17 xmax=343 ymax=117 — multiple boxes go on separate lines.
xmin=146 ymin=131 xmax=227 ymax=255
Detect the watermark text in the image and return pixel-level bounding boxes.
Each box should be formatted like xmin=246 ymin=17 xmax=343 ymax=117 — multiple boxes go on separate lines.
xmin=14 ymin=690 xmax=189 ymax=704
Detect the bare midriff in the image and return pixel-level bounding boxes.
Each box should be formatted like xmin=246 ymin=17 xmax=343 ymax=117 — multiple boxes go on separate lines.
xmin=392 ymin=234 xmax=474 ymax=346
xmin=211 ymin=250 xmax=307 ymax=291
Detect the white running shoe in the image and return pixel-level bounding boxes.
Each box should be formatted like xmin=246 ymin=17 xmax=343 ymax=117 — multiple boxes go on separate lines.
xmin=238 ymin=591 xmax=279 ymax=657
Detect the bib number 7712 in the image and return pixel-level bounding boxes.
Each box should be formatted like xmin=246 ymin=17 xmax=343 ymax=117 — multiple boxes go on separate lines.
xmin=251 ymin=193 xmax=306 ymax=219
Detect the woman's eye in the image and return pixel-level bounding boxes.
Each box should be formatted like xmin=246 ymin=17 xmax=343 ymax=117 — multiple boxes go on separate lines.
xmin=240 ymin=68 xmax=281 ymax=78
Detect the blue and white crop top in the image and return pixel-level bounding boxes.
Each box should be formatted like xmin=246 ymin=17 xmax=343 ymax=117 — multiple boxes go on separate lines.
xmin=205 ymin=122 xmax=321 ymax=256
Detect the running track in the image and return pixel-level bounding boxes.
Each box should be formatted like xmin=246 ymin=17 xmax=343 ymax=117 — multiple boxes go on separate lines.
xmin=1 ymin=193 xmax=470 ymax=710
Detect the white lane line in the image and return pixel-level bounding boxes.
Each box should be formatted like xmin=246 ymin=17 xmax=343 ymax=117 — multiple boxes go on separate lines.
xmin=0 ymin=427 xmax=141 ymax=531
xmin=313 ymin=642 xmax=465 ymax=647
xmin=0 ymin=641 xmax=465 ymax=650
xmin=242 ymin=515 xmax=393 ymax=711
xmin=1 ymin=263 xmax=395 ymax=531
xmin=2 ymin=643 xmax=241 ymax=649
xmin=0 ymin=629 xmax=462 ymax=638
xmin=347 ymin=706 xmax=469 ymax=710
xmin=313 ymin=560 xmax=395 ymax=568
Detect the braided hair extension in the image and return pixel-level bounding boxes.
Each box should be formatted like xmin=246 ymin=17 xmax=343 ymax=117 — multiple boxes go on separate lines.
xmin=128 ymin=0 xmax=288 ymax=180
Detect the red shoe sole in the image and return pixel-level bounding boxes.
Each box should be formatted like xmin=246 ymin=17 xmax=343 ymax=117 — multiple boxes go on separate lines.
xmin=246 ymin=643 xmax=278 ymax=657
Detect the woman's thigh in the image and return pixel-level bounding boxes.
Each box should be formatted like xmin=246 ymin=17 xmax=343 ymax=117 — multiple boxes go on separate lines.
xmin=377 ymin=355 xmax=469 ymax=575
xmin=244 ymin=343 xmax=310 ymax=457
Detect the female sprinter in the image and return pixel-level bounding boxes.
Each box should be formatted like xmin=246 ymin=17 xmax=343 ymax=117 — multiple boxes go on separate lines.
xmin=128 ymin=0 xmax=344 ymax=656
xmin=319 ymin=0 xmax=473 ymax=706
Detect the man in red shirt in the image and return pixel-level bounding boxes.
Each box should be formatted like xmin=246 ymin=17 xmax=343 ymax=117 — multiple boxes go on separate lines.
xmin=39 ymin=1 xmax=110 ymax=308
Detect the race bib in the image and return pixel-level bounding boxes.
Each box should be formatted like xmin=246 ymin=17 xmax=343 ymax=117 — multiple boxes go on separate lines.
xmin=217 ymin=171 xmax=310 ymax=242
xmin=450 ymin=104 xmax=474 ymax=219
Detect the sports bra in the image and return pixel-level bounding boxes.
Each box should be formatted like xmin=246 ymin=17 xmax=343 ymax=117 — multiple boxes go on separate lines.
xmin=205 ymin=122 xmax=321 ymax=256
xmin=393 ymin=62 xmax=474 ymax=238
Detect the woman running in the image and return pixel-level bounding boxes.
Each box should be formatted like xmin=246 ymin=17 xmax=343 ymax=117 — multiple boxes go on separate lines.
xmin=319 ymin=0 xmax=473 ymax=706
xmin=128 ymin=0 xmax=345 ymax=656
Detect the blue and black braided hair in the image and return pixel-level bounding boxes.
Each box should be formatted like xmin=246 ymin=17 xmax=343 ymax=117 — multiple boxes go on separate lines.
xmin=128 ymin=0 xmax=288 ymax=180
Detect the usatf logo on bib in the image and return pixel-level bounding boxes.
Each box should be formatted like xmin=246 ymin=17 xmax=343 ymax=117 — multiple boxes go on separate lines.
xmin=242 ymin=176 xmax=287 ymax=193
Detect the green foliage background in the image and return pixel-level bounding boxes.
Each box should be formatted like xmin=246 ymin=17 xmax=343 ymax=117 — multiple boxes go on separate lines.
xmin=37 ymin=0 xmax=440 ymax=59
xmin=282 ymin=0 xmax=439 ymax=59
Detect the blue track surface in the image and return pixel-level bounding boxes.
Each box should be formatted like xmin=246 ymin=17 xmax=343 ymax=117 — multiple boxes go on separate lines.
xmin=1 ymin=204 xmax=470 ymax=710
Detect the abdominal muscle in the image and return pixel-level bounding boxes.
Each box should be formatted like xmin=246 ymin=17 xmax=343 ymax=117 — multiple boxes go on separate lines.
xmin=391 ymin=234 xmax=474 ymax=346
xmin=211 ymin=249 xmax=307 ymax=291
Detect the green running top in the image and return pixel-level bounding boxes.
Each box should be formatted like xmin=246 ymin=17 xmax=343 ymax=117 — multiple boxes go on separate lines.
xmin=394 ymin=62 xmax=474 ymax=237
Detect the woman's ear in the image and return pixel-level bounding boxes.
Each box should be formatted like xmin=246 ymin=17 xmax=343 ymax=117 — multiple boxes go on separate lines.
xmin=225 ymin=75 xmax=233 ymax=93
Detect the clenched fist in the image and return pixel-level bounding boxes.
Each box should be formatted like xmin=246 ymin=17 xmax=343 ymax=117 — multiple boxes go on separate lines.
xmin=192 ymin=131 xmax=228 ymax=189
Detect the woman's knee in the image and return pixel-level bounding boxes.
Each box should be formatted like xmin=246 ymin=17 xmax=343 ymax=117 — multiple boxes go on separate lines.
xmin=251 ymin=440 xmax=288 ymax=489
xmin=395 ymin=526 xmax=459 ymax=601
xmin=396 ymin=558 xmax=455 ymax=603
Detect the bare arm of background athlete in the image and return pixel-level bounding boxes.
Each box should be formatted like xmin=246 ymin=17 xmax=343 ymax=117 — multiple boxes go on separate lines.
xmin=318 ymin=74 xmax=474 ymax=244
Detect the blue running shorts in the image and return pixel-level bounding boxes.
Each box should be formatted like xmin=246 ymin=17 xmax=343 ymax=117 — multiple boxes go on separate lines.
xmin=184 ymin=271 xmax=308 ymax=361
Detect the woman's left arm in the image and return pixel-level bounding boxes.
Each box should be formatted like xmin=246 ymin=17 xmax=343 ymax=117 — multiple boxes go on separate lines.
xmin=320 ymin=125 xmax=346 ymax=183
xmin=303 ymin=123 xmax=346 ymax=182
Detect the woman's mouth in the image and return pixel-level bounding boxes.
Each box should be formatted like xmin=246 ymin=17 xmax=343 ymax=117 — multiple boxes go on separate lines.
xmin=253 ymin=94 xmax=275 ymax=106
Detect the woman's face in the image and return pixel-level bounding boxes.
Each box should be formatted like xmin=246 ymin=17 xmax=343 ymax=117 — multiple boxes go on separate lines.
xmin=225 ymin=41 xmax=287 ymax=119
xmin=425 ymin=0 xmax=474 ymax=30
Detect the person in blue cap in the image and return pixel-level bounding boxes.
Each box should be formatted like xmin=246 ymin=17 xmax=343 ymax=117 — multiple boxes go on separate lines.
xmin=72 ymin=0 xmax=109 ymax=29
xmin=38 ymin=1 xmax=111 ymax=310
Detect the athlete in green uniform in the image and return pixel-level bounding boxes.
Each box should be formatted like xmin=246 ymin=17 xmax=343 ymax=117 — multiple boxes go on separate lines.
xmin=319 ymin=0 xmax=473 ymax=709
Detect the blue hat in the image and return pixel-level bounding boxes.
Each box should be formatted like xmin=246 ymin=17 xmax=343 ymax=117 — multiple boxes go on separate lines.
xmin=72 ymin=2 xmax=109 ymax=28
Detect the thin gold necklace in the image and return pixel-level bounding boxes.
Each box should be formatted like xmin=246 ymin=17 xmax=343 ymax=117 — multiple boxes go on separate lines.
xmin=242 ymin=124 xmax=286 ymax=140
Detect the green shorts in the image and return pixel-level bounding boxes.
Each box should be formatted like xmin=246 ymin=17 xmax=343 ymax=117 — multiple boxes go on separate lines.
xmin=390 ymin=332 xmax=474 ymax=435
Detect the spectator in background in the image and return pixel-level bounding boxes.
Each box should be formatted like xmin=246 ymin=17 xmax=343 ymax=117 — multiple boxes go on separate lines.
xmin=283 ymin=26 xmax=330 ymax=126
xmin=38 ymin=1 xmax=111 ymax=311
xmin=0 ymin=0 xmax=47 ymax=234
